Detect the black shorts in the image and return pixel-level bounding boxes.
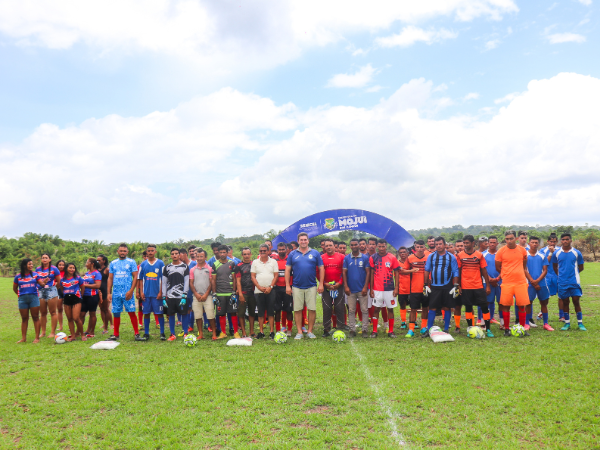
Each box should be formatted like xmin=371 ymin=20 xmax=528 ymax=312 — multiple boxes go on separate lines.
xmin=166 ymin=297 xmax=189 ymax=316
xmin=397 ymin=294 xmax=409 ymax=307
xmin=453 ymin=294 xmax=463 ymax=307
xmin=461 ymin=289 xmax=487 ymax=307
xmin=274 ymin=286 xmax=293 ymax=313
xmin=237 ymin=292 xmax=256 ymax=318
xmin=256 ymin=291 xmax=276 ymax=317
xmin=409 ymin=292 xmax=429 ymax=309
xmin=428 ymin=284 xmax=454 ymax=310
xmin=63 ymin=294 xmax=82 ymax=306
xmin=81 ymin=295 xmax=100 ymax=313
xmin=215 ymin=294 xmax=237 ymax=316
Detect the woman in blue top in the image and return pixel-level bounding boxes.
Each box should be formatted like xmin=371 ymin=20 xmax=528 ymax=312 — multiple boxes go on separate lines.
xmin=81 ymin=258 xmax=102 ymax=338
xmin=36 ymin=253 xmax=62 ymax=339
xmin=56 ymin=260 xmax=66 ymax=333
xmin=13 ymin=259 xmax=42 ymax=343
xmin=61 ymin=262 xmax=86 ymax=341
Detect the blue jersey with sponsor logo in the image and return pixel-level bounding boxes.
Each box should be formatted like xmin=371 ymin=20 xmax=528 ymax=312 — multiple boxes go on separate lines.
xmin=539 ymin=246 xmax=557 ymax=281
xmin=482 ymin=250 xmax=500 ymax=280
xmin=109 ymin=258 xmax=138 ymax=296
xmin=550 ymin=248 xmax=584 ymax=287
xmin=286 ymin=248 xmax=324 ymax=289
xmin=35 ymin=266 xmax=60 ymax=287
xmin=138 ymin=259 xmax=165 ymax=298
xmin=14 ymin=273 xmax=39 ymax=296
xmin=343 ymin=253 xmax=370 ymax=293
xmin=82 ymin=270 xmax=102 ymax=296
xmin=61 ymin=276 xmax=84 ymax=297
xmin=526 ymin=252 xmax=549 ymax=286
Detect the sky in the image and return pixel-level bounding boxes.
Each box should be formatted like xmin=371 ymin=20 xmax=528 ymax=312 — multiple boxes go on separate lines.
xmin=1 ymin=0 xmax=599 ymax=243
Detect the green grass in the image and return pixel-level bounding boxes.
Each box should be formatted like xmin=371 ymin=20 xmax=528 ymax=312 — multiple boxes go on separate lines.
xmin=1 ymin=265 xmax=599 ymax=449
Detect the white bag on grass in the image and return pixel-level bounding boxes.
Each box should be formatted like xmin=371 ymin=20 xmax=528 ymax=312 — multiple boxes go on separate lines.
xmin=226 ymin=338 xmax=253 ymax=347
xmin=429 ymin=326 xmax=454 ymax=343
xmin=90 ymin=341 xmax=120 ymax=350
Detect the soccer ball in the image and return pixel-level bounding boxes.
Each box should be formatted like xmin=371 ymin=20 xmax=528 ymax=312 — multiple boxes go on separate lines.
xmin=466 ymin=326 xmax=485 ymax=339
xmin=274 ymin=331 xmax=287 ymax=344
xmin=332 ymin=330 xmax=346 ymax=343
xmin=55 ymin=332 xmax=68 ymax=344
xmin=511 ymin=324 xmax=525 ymax=337
xmin=184 ymin=334 xmax=197 ymax=347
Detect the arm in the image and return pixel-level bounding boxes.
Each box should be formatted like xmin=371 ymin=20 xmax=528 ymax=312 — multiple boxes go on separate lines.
xmin=251 ymin=272 xmax=265 ymax=293
xmin=138 ymin=278 xmax=145 ymax=301
xmin=190 ymin=275 xmax=200 ymax=299
xmin=495 ymin=260 xmax=502 ymax=276
xmin=107 ymin=273 xmax=114 ymax=302
xmin=126 ymin=271 xmax=138 ymax=300
xmin=362 ymin=267 xmax=369 ymax=296
xmin=342 ymin=268 xmax=350 ymax=295
xmin=266 ymin=269 xmax=278 ymax=294
xmin=481 ymin=267 xmax=491 ymax=294
xmin=317 ymin=265 xmax=324 ymax=294
xmin=534 ymin=266 xmax=548 ymax=285
xmin=211 ymin=274 xmax=216 ymax=296
xmin=236 ymin=276 xmax=244 ymax=303
xmin=578 ymin=264 xmax=584 ymax=273
xmin=162 ymin=273 xmax=168 ymax=299
xmin=285 ymin=265 xmax=292 ymax=295
xmin=393 ymin=270 xmax=399 ymax=297
xmin=13 ymin=282 xmax=18 ymax=296
xmin=370 ymin=267 xmax=375 ymax=298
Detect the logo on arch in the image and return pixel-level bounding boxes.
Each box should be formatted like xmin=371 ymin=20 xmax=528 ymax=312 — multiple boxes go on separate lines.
xmin=324 ymin=218 xmax=336 ymax=230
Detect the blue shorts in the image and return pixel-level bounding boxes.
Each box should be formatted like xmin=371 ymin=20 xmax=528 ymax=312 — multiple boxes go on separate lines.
xmin=546 ymin=276 xmax=558 ymax=296
xmin=18 ymin=294 xmax=40 ymax=309
xmin=112 ymin=295 xmax=136 ymax=314
xmin=558 ymin=285 xmax=582 ymax=300
xmin=485 ymin=285 xmax=501 ymax=304
xmin=528 ymin=285 xmax=550 ymax=302
xmin=142 ymin=297 xmax=164 ymax=315
xmin=38 ymin=285 xmax=59 ymax=300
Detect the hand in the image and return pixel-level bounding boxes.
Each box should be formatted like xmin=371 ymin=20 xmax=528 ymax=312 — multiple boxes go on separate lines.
xmin=534 ymin=283 xmax=541 ymax=291
xmin=179 ymin=298 xmax=186 ymax=305
xmin=239 ymin=294 xmax=245 ymax=303
xmin=393 ymin=288 xmax=398 ymax=297
xmin=163 ymin=300 xmax=167 ymax=307
xmin=264 ymin=287 xmax=272 ymax=294
xmin=194 ymin=293 xmax=202 ymax=300
xmin=369 ymin=289 xmax=374 ymax=298
xmin=107 ymin=294 xmax=112 ymax=303
xmin=125 ymin=290 xmax=133 ymax=300
xmin=200 ymin=294 xmax=208 ymax=303
xmin=136 ymin=293 xmax=140 ymax=300
xmin=449 ymin=286 xmax=460 ymax=298
xmin=423 ymin=286 xmax=431 ymax=297
xmin=317 ymin=285 xmax=324 ymax=294
xmin=485 ymin=285 xmax=491 ymax=295
xmin=140 ymin=292 xmax=145 ymax=301
xmin=344 ymin=286 xmax=351 ymax=296
xmin=286 ymin=286 xmax=292 ymax=296
xmin=490 ymin=279 xmax=498 ymax=287
xmin=360 ymin=287 xmax=367 ymax=296
xmin=157 ymin=293 xmax=162 ymax=300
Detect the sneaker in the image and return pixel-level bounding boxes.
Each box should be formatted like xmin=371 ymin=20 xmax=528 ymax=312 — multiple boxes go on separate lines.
xmin=188 ymin=327 xmax=194 ymax=333
xmin=322 ymin=331 xmax=331 ymax=338
xmin=419 ymin=327 xmax=428 ymax=336
xmin=301 ymin=326 xmax=307 ymax=333
xmin=269 ymin=332 xmax=275 ymax=340
xmin=177 ymin=321 xmax=182 ymax=326
xmin=400 ymin=322 xmax=407 ymax=330
xmin=160 ymin=333 xmax=166 ymax=341
xmin=370 ymin=332 xmax=377 ymax=338
xmin=578 ymin=323 xmax=587 ymax=331
xmin=134 ymin=334 xmax=146 ymax=341
xmin=256 ymin=332 xmax=265 ymax=339
xmin=421 ymin=330 xmax=430 ymax=338
xmin=405 ymin=330 xmax=414 ymax=338
xmin=455 ymin=327 xmax=461 ymax=334
xmin=543 ymin=323 xmax=554 ymax=331
xmin=281 ymin=327 xmax=287 ymax=332
xmin=294 ymin=333 xmax=303 ymax=340
xmin=234 ymin=332 xmax=241 ymax=339
xmin=177 ymin=331 xmax=185 ymax=337
xmin=307 ymin=332 xmax=317 ymax=339
xmin=349 ymin=330 xmax=356 ymax=337
xmin=443 ymin=328 xmax=449 ymax=333
xmin=167 ymin=335 xmax=176 ymax=341
xmin=229 ymin=328 xmax=234 ymax=336
xmin=490 ymin=319 xmax=500 ymax=325
xmin=529 ymin=321 xmax=537 ymax=328
xmin=560 ymin=323 xmax=570 ymax=331
xmin=143 ymin=333 xmax=150 ymax=340
xmin=286 ymin=330 xmax=292 ymax=337
xmin=216 ymin=332 xmax=227 ymax=340
xmin=388 ymin=332 xmax=397 ymax=338
xmin=85 ymin=333 xmax=95 ymax=338
xmin=486 ymin=329 xmax=494 ymax=338
xmin=108 ymin=335 xmax=119 ymax=341
xmin=504 ymin=329 xmax=511 ymax=337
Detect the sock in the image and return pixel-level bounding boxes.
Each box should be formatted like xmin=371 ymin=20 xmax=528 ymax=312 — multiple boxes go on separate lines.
xmin=400 ymin=309 xmax=407 ymax=323
xmin=559 ymin=309 xmax=564 ymax=319
xmin=216 ymin=316 xmax=222 ymax=334
xmin=368 ymin=306 xmax=374 ymax=319
xmin=177 ymin=313 xmax=182 ymax=323
xmin=502 ymin=311 xmax=511 ymax=329
xmin=489 ymin=302 xmax=495 ymax=321
xmin=564 ymin=312 xmax=570 ymax=324
xmin=302 ymin=307 xmax=307 ymax=325
xmin=332 ymin=314 xmax=337 ymax=329
xmin=229 ymin=313 xmax=234 ymax=330
xmin=232 ymin=316 xmax=239 ymax=333
xmin=478 ymin=308 xmax=483 ymax=321
xmin=518 ymin=310 xmax=526 ymax=327
xmin=154 ymin=314 xmax=160 ymax=326
xmin=127 ymin=312 xmax=139 ymax=334
xmin=357 ymin=308 xmax=363 ymax=321
xmin=388 ymin=318 xmax=394 ymax=333
xmin=526 ymin=312 xmax=532 ymax=324
xmin=421 ymin=318 xmax=427 ymax=329
xmin=144 ymin=317 xmax=150 ymax=335
xmin=372 ymin=318 xmax=378 ymax=333
xmin=113 ymin=316 xmax=121 ymax=336
xmin=219 ymin=316 xmax=227 ymax=333
xmin=181 ymin=314 xmax=188 ymax=335
xmin=287 ymin=318 xmax=293 ymax=330
xmin=281 ymin=311 xmax=287 ymax=327
xmin=542 ymin=312 xmax=549 ymax=325
xmin=427 ymin=309 xmax=436 ymax=329
xmin=454 ymin=315 xmax=461 ymax=328
xmin=381 ymin=308 xmax=388 ymax=323
xmin=138 ymin=310 xmax=143 ymax=324
xmin=483 ymin=312 xmax=491 ymax=331
xmin=409 ymin=322 xmax=415 ymax=331
xmin=442 ymin=310 xmax=446 ymax=320
xmin=444 ymin=311 xmax=451 ymax=330
xmin=188 ymin=312 xmax=194 ymax=330
xmin=158 ymin=315 xmax=165 ymax=334
xmin=465 ymin=312 xmax=474 ymax=327
xmin=576 ymin=311 xmax=583 ymax=323
xmin=169 ymin=315 xmax=176 ymax=335
xmin=276 ymin=321 xmax=281 ymax=332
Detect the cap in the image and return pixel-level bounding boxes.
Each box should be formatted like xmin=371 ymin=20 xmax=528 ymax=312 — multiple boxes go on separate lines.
xmin=478 ymin=236 xmax=488 ymax=242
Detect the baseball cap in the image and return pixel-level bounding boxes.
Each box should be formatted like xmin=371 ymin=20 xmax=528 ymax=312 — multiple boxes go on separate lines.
xmin=478 ymin=236 xmax=488 ymax=242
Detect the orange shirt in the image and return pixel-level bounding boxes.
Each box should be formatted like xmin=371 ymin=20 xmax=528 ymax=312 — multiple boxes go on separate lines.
xmin=397 ymin=258 xmax=411 ymax=295
xmin=456 ymin=250 xmax=486 ymax=290
xmin=404 ymin=254 xmax=428 ymax=294
xmin=495 ymin=245 xmax=528 ymax=286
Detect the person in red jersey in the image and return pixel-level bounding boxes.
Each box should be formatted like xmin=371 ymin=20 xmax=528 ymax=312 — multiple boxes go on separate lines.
xmin=273 ymin=243 xmax=294 ymax=336
xmin=403 ymin=240 xmax=429 ymax=338
xmin=321 ymin=239 xmax=346 ymax=337
xmin=396 ymin=247 xmax=411 ymax=330
xmin=369 ymin=239 xmax=402 ymax=338
xmin=366 ymin=237 xmax=389 ymax=330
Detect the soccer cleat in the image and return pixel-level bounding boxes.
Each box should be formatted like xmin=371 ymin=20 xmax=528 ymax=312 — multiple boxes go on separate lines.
xmin=490 ymin=319 xmax=500 ymax=325
xmin=560 ymin=323 xmax=570 ymax=331
xmin=420 ymin=327 xmax=428 ymax=335
xmin=443 ymin=328 xmax=449 ymax=333
xmin=269 ymin=332 xmax=275 ymax=340
xmin=388 ymin=332 xmax=397 ymax=338
xmin=256 ymin=332 xmax=265 ymax=339
xmin=177 ymin=331 xmax=185 ymax=337
xmin=578 ymin=323 xmax=587 ymax=331
xmin=529 ymin=321 xmax=537 ymax=328
xmin=301 ymin=326 xmax=307 ymax=333
xmin=322 ymin=331 xmax=331 ymax=338
xmin=188 ymin=327 xmax=194 ymax=333
xmin=229 ymin=328 xmax=234 ymax=336
xmin=370 ymin=332 xmax=378 ymax=338
xmin=543 ymin=323 xmax=554 ymax=331
xmin=216 ymin=332 xmax=227 ymax=340
xmin=177 ymin=321 xmax=182 ymax=326
xmin=400 ymin=322 xmax=407 ymax=330
xmin=160 ymin=333 xmax=166 ymax=341
xmin=167 ymin=335 xmax=176 ymax=341
xmin=421 ymin=330 xmax=430 ymax=338
xmin=108 ymin=335 xmax=119 ymax=341
xmin=405 ymin=330 xmax=414 ymax=338
xmin=486 ymin=329 xmax=494 ymax=338
xmin=294 ymin=333 xmax=303 ymax=340
xmin=143 ymin=333 xmax=150 ymax=340
xmin=281 ymin=327 xmax=287 ymax=332
xmin=504 ymin=329 xmax=511 ymax=337
xmin=134 ymin=334 xmax=146 ymax=342
xmin=234 ymin=332 xmax=241 ymax=339
xmin=524 ymin=324 xmax=530 ymax=331
xmin=455 ymin=327 xmax=461 ymax=334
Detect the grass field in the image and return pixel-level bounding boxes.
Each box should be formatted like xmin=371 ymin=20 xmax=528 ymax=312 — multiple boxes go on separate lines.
xmin=1 ymin=265 xmax=599 ymax=449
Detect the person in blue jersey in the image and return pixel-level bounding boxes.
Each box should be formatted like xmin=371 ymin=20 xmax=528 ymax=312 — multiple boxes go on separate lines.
xmin=285 ymin=232 xmax=324 ymax=340
xmin=228 ymin=246 xmax=242 ymax=264
xmin=525 ymin=237 xmax=553 ymax=331
xmin=14 ymin=259 xmax=42 ymax=343
xmin=423 ymin=237 xmax=460 ymax=336
xmin=137 ymin=244 xmax=165 ymax=340
xmin=36 ymin=253 xmax=61 ymax=339
xmin=539 ymin=234 xmax=560 ymax=321
xmin=55 ymin=259 xmax=66 ymax=332
xmin=207 ymin=242 xmax=222 ymax=267
xmin=482 ymin=236 xmax=502 ymax=326
xmin=343 ymin=239 xmax=371 ymax=337
xmin=61 ymin=262 xmax=86 ymax=341
xmin=107 ymin=243 xmax=143 ymax=341
xmin=550 ymin=233 xmax=586 ymax=331
xmin=80 ymin=258 xmax=102 ymax=338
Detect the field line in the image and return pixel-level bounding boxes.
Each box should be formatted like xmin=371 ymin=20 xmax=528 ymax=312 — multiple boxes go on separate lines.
xmin=350 ymin=340 xmax=407 ymax=447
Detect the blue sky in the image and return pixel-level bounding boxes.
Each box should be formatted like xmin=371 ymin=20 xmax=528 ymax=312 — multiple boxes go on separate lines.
xmin=0 ymin=0 xmax=598 ymax=242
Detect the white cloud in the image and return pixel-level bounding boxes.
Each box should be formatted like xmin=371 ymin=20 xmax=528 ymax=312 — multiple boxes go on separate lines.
xmin=327 ymin=64 xmax=377 ymax=88
xmin=2 ymin=73 xmax=598 ymax=242
xmin=485 ymin=39 xmax=501 ymax=50
xmin=375 ymin=26 xmax=457 ymax=48
xmin=366 ymin=85 xmax=383 ymax=93
xmin=494 ymin=92 xmax=520 ymax=104
xmin=463 ymin=92 xmax=479 ymax=101
xmin=352 ymin=48 xmax=369 ymax=56
xmin=547 ymin=33 xmax=586 ymax=44
xmin=577 ymin=0 xmax=592 ymax=6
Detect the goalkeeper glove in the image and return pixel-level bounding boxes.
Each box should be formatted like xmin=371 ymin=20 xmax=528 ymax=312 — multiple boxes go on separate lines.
xmin=449 ymin=285 xmax=460 ymax=298
xmin=163 ymin=300 xmax=167 ymax=307
xmin=423 ymin=286 xmax=431 ymax=297
xmin=179 ymin=297 xmax=186 ymax=305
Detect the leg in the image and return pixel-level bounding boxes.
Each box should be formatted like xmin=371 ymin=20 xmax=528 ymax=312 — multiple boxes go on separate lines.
xmin=237 ymin=302 xmax=247 ymax=337
xmin=372 ymin=306 xmax=381 ymax=333
xmin=39 ymin=298 xmax=48 ymax=337
xmin=79 ymin=310 xmax=87 ymax=334
xmin=47 ymin=297 xmax=59 ymax=337
xmin=307 ymin=309 xmax=316 ymax=333
xmin=73 ymin=303 xmax=84 ymax=339
xmin=321 ymin=290 xmax=333 ymax=334
xmin=31 ymin=306 xmax=41 ymax=343
xmin=64 ymin=305 xmax=76 ymax=338
xmin=57 ymin=298 xmax=64 ymax=331
xmin=88 ymin=311 xmax=97 ymax=335
xmin=347 ymin=294 xmax=357 ymax=330
xmin=333 ymin=288 xmax=346 ymax=331
xmin=295 ymin=310 xmax=303 ymax=334
xmin=18 ymin=308 xmax=30 ymax=343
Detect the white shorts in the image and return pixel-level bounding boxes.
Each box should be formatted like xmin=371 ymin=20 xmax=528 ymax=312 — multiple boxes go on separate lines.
xmin=372 ymin=290 xmax=397 ymax=309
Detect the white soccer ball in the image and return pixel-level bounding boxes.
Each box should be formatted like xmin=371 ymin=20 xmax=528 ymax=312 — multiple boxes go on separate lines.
xmin=55 ymin=332 xmax=68 ymax=344
xmin=274 ymin=331 xmax=287 ymax=344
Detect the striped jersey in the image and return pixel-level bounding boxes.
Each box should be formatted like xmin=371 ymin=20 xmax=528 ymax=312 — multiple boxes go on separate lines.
xmin=425 ymin=251 xmax=459 ymax=287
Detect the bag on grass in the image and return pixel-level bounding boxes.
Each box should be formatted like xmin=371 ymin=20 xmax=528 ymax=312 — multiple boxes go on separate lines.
xmin=90 ymin=341 xmax=120 ymax=350
xmin=429 ymin=326 xmax=454 ymax=343
xmin=226 ymin=338 xmax=253 ymax=347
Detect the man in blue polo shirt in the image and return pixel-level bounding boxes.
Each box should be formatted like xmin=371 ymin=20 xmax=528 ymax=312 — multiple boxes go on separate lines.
xmin=550 ymin=233 xmax=585 ymax=331
xmin=525 ymin=236 xmax=552 ymax=331
xmin=343 ymin=238 xmax=370 ymax=337
xmin=285 ymin=232 xmax=324 ymax=340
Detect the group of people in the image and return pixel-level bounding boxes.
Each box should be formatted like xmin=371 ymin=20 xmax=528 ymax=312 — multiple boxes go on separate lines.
xmin=13 ymin=229 xmax=586 ymax=343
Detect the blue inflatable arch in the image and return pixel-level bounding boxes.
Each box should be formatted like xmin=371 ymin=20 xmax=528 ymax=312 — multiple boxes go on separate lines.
xmin=272 ymin=209 xmax=415 ymax=250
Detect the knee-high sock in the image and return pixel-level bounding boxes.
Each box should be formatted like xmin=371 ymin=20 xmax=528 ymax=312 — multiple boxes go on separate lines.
xmin=559 ymin=308 xmax=564 ymax=319
xmin=368 ymin=306 xmax=374 ymax=319
xmin=381 ymin=307 xmax=388 ymax=323
xmin=454 ymin=314 xmax=461 ymax=328
xmin=127 ymin=311 xmax=139 ymax=334
xmin=154 ymin=314 xmax=160 ymax=326
xmin=158 ymin=315 xmax=165 ymax=334
xmin=168 ymin=315 xmax=176 ymax=336
xmin=400 ymin=308 xmax=407 ymax=323
xmin=138 ymin=309 xmax=143 ymax=325
xmin=502 ymin=311 xmax=511 ymax=329
xmin=275 ymin=320 xmax=281 ymax=332
xmin=388 ymin=318 xmax=394 ymax=333
xmin=576 ymin=311 xmax=583 ymax=324
xmin=287 ymin=317 xmax=293 ymax=330
xmin=427 ymin=309 xmax=437 ymax=329
xmin=518 ymin=307 xmax=526 ymax=326
xmin=488 ymin=302 xmax=495 ymax=321
xmin=483 ymin=312 xmax=491 ymax=331
xmin=113 ymin=315 xmax=121 ymax=336
xmin=219 ymin=315 xmax=227 ymax=333
xmin=478 ymin=307 xmax=483 ymax=321
xmin=563 ymin=312 xmax=570 ymax=324
xmin=332 ymin=314 xmax=337 ymax=329
xmin=228 ymin=313 xmax=234 ymax=330
xmin=231 ymin=316 xmax=239 ymax=333
xmin=181 ymin=314 xmax=188 ymax=335
xmin=177 ymin=313 xmax=182 ymax=323
xmin=188 ymin=311 xmax=194 ymax=330
xmin=144 ymin=317 xmax=150 ymax=335
xmin=281 ymin=311 xmax=287 ymax=327
xmin=465 ymin=310 xmax=474 ymax=327
xmin=444 ymin=311 xmax=451 ymax=330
